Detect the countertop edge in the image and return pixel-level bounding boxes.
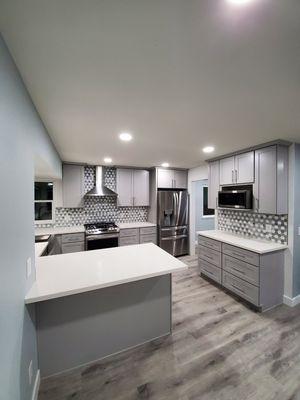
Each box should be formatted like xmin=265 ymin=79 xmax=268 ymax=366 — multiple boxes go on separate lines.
xmin=25 ymin=264 xmax=187 ymax=304
xmin=197 ymin=231 xmax=287 ymax=254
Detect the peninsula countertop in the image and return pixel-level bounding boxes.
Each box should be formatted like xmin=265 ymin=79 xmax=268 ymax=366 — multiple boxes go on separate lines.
xmin=26 ymin=243 xmax=187 ymax=304
xmin=35 ymin=225 xmax=85 ymax=236
xmin=197 ymin=230 xmax=287 ymax=254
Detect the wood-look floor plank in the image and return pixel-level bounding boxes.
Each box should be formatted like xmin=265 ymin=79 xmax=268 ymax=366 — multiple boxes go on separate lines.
xmin=38 ymin=255 xmax=300 ymax=400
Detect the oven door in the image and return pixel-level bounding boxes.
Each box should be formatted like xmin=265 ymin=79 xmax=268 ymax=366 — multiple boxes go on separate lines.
xmin=86 ymin=233 xmax=119 ymax=250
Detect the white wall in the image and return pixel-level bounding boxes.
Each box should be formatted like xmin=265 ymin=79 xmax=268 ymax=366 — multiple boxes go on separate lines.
xmin=0 ymin=35 xmax=61 ymax=400
xmin=188 ymin=164 xmax=209 ymax=255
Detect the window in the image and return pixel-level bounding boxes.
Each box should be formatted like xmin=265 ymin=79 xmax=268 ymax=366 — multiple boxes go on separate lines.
xmin=34 ymin=181 xmax=54 ymax=223
xmin=203 ymin=186 xmax=215 ymax=217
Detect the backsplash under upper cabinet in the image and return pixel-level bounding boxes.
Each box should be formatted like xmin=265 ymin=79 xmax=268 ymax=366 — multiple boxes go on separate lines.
xmin=217 ymin=209 xmax=288 ymax=244
xmin=36 ymin=166 xmax=149 ymax=228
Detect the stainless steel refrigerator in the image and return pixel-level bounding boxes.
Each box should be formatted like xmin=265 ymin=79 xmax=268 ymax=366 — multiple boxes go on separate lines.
xmin=157 ymin=190 xmax=189 ymax=256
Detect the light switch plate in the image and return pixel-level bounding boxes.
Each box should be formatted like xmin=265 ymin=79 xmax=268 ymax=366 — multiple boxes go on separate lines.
xmin=26 ymin=257 xmax=32 ymax=278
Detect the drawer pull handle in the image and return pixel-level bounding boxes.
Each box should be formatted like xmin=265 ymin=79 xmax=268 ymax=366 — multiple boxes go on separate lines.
xmin=231 ymin=283 xmax=245 ymax=294
xmin=231 ymin=267 xmax=245 ymax=275
xmin=232 ymin=252 xmax=246 ymax=259
xmin=203 ymin=269 xmax=215 ymax=277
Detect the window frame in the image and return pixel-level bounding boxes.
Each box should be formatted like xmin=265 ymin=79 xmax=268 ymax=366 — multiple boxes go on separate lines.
xmin=202 ymin=185 xmax=215 ymax=218
xmin=34 ymin=180 xmax=54 ymax=224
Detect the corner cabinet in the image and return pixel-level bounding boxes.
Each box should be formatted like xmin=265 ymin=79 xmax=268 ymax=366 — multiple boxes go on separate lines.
xmin=253 ymin=146 xmax=288 ymax=214
xmin=62 ymin=164 xmax=85 ymax=208
xmin=116 ymin=168 xmax=149 ymax=207
xmin=220 ymin=151 xmax=254 ymax=185
xmin=208 ymin=161 xmax=220 ymax=209
xmin=157 ymin=168 xmax=187 ymax=189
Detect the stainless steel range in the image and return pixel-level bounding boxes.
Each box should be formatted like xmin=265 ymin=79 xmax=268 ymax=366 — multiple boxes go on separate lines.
xmin=85 ymin=222 xmax=120 ymax=250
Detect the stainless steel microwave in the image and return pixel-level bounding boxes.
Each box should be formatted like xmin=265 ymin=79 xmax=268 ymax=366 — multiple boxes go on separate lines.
xmin=218 ymin=186 xmax=253 ymax=209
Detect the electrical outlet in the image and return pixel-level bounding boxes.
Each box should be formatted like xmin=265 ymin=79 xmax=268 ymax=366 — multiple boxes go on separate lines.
xmin=28 ymin=360 xmax=33 ymax=385
xmin=26 ymin=257 xmax=32 ymax=278
xmin=265 ymin=224 xmax=272 ymax=233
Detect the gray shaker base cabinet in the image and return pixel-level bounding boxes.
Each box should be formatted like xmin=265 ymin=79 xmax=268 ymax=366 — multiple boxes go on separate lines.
xmin=197 ymin=235 xmax=284 ymax=312
xmin=36 ymin=274 xmax=172 ymax=377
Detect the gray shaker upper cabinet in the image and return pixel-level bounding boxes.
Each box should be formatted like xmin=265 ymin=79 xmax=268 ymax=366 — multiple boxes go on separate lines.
xmin=235 ymin=152 xmax=254 ymax=184
xmin=208 ymin=160 xmax=220 ymax=209
xmin=157 ymin=169 xmax=174 ymax=189
xmin=116 ymin=168 xmax=133 ymax=206
xmin=253 ymin=146 xmax=288 ymax=214
xmin=116 ymin=168 xmax=149 ymax=207
xmin=220 ymin=157 xmax=235 ymax=185
xmin=174 ymin=170 xmax=188 ymax=189
xmin=62 ymin=164 xmax=84 ymax=208
xmin=220 ymin=152 xmax=254 ymax=185
xmin=133 ymin=170 xmax=150 ymax=206
xmin=157 ymin=168 xmax=187 ymax=189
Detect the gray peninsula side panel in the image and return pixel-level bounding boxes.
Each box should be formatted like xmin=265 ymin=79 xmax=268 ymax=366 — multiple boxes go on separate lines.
xmin=37 ymin=274 xmax=172 ymax=377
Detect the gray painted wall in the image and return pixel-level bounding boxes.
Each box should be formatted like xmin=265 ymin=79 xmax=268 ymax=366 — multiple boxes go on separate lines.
xmin=0 ymin=35 xmax=61 ymax=400
xmin=292 ymin=144 xmax=300 ymax=297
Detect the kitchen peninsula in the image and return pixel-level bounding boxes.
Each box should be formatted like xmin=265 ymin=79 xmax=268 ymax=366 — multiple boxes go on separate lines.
xmin=26 ymin=243 xmax=187 ymax=377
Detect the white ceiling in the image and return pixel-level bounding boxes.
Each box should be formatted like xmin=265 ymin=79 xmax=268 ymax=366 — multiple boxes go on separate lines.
xmin=1 ymin=0 xmax=300 ymax=168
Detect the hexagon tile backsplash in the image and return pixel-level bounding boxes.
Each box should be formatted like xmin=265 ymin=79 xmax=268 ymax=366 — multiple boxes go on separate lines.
xmin=217 ymin=209 xmax=288 ymax=244
xmin=36 ymin=166 xmax=149 ymax=228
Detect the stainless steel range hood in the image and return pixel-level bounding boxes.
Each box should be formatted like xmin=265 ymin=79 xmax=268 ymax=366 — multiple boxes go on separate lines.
xmin=85 ymin=166 xmax=117 ymax=197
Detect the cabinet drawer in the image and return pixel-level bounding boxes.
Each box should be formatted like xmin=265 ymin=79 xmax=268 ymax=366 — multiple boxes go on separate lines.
xmin=119 ymin=228 xmax=139 ymax=239
xmin=61 ymin=241 xmax=85 ymax=254
xmin=223 ymin=254 xmax=259 ymax=286
xmin=198 ymin=245 xmax=221 ymax=267
xmin=140 ymin=226 xmax=156 ymax=235
xmin=198 ymin=236 xmax=221 ymax=252
xmin=119 ymin=236 xmax=139 ymax=246
xmin=199 ymin=259 xmax=221 ymax=284
xmin=223 ymin=271 xmax=259 ymax=306
xmin=222 ymin=243 xmax=259 ymax=266
xmin=140 ymin=234 xmax=157 ymax=244
xmin=61 ymin=233 xmax=85 ymax=244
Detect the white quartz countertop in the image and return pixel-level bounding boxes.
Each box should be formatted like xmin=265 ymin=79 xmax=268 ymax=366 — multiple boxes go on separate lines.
xmin=117 ymin=222 xmax=156 ymax=229
xmin=197 ymin=230 xmax=287 ymax=254
xmin=35 ymin=226 xmax=85 ymax=236
xmin=25 ymin=243 xmax=187 ymax=304
xmin=35 ymin=242 xmax=48 ymax=258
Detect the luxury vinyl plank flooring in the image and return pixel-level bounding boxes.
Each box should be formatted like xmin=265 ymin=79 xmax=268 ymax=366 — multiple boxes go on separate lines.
xmin=38 ymin=255 xmax=300 ymax=400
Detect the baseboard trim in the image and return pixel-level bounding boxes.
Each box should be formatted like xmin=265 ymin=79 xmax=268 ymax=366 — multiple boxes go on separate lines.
xmin=32 ymin=369 xmax=40 ymax=400
xmin=283 ymin=294 xmax=300 ymax=307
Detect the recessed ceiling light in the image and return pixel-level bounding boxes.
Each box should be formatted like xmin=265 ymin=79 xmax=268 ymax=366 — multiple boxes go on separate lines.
xmin=226 ymin=0 xmax=252 ymax=5
xmin=161 ymin=162 xmax=169 ymax=168
xmin=104 ymin=157 xmax=112 ymax=164
xmin=202 ymin=146 xmax=215 ymax=154
xmin=119 ymin=132 xmax=133 ymax=142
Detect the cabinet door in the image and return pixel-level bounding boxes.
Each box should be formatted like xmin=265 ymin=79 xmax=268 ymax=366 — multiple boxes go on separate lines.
xmin=220 ymin=157 xmax=235 ymax=185
xmin=253 ymin=146 xmax=277 ymax=214
xmin=61 ymin=241 xmax=85 ymax=254
xmin=235 ymin=151 xmax=254 ymax=184
xmin=208 ymin=161 xmax=220 ymax=209
xmin=157 ymin=168 xmax=174 ymax=188
xmin=62 ymin=164 xmax=84 ymax=208
xmin=116 ymin=169 xmax=133 ymax=206
xmin=133 ymin=170 xmax=149 ymax=206
xmin=174 ymin=170 xmax=187 ymax=189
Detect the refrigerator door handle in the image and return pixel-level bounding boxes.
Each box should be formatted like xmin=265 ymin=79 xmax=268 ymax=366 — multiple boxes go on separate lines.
xmin=161 ymin=235 xmax=188 ymax=241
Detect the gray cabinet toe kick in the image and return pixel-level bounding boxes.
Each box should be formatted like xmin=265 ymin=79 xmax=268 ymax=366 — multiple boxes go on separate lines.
xmin=197 ymin=235 xmax=285 ymax=312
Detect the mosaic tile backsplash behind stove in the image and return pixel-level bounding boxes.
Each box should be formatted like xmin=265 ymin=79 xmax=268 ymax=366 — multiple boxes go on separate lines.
xmin=217 ymin=209 xmax=288 ymax=244
xmin=37 ymin=166 xmax=148 ymax=228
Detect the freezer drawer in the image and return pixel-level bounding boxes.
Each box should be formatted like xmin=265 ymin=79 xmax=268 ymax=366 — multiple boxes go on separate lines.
xmin=160 ymin=226 xmax=188 ymax=238
xmin=159 ymin=235 xmax=188 ymax=257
